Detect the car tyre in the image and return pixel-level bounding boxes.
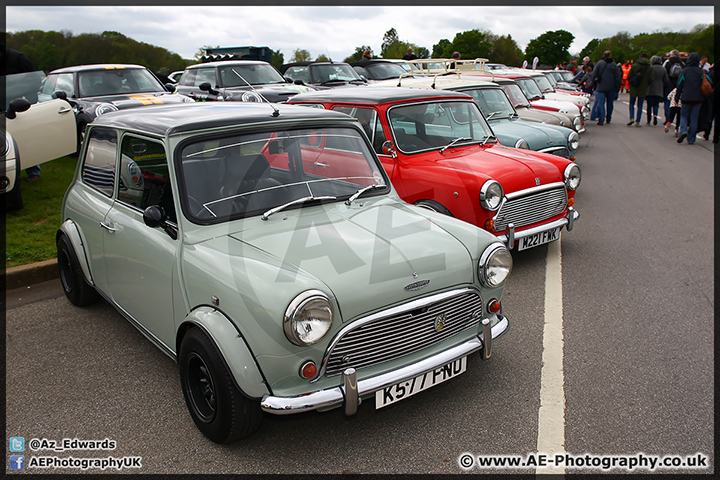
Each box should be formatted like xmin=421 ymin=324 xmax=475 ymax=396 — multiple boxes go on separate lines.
xmin=57 ymin=234 xmax=98 ymax=306
xmin=179 ymin=327 xmax=263 ymax=443
xmin=413 ymin=199 xmax=453 ymax=216
xmin=3 ymin=155 xmax=24 ymax=211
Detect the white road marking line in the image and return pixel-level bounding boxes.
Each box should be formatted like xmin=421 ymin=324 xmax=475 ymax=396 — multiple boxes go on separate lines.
xmin=536 ymin=236 xmax=565 ymax=475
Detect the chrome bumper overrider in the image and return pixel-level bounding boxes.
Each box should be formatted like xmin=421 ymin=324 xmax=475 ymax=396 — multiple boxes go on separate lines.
xmin=497 ymin=207 xmax=579 ymax=250
xmin=260 ymin=315 xmax=509 ymax=416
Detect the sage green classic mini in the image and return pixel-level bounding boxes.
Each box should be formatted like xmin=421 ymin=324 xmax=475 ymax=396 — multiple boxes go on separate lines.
xmin=58 ymin=102 xmax=512 ymax=443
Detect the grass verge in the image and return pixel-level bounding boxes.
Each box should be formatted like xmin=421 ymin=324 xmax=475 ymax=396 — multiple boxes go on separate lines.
xmin=4 ymin=154 xmax=79 ymax=268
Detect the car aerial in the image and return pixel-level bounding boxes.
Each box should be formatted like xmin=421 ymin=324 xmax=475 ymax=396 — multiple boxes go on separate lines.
xmin=172 ymin=60 xmax=315 ymax=103
xmin=2 ymin=70 xmax=77 ymax=210
xmin=487 ymin=76 xmax=583 ymax=133
xmin=38 ymin=63 xmax=195 ymax=148
xmin=489 ymin=72 xmax=586 ymax=133
xmin=280 ymin=61 xmax=368 ymax=88
xmin=370 ymin=75 xmax=579 ymax=160
xmin=288 ymin=87 xmax=580 ymax=251
xmin=351 ymin=59 xmax=414 ymax=82
xmin=57 ymin=101 xmax=513 ymax=443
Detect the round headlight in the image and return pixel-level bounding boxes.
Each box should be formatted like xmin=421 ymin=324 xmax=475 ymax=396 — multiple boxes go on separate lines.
xmin=284 ymin=290 xmax=333 ymax=346
xmin=241 ymin=91 xmax=262 ymax=103
xmin=572 ymin=116 xmax=582 ymax=129
xmin=514 ymin=138 xmax=529 ymax=149
xmin=568 ymin=131 xmax=580 ymax=150
xmin=479 ymin=180 xmax=504 ymax=211
xmin=581 ymin=105 xmax=590 ymax=118
xmin=564 ymin=163 xmax=581 ymax=190
xmin=478 ymin=243 xmax=513 ymax=287
xmin=95 ymin=103 xmax=118 ymax=117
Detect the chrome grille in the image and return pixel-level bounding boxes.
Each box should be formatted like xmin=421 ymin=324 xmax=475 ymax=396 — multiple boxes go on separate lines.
xmin=494 ymin=185 xmax=567 ymax=231
xmin=539 ymin=146 xmax=570 ymax=159
xmin=322 ymin=289 xmax=483 ymax=377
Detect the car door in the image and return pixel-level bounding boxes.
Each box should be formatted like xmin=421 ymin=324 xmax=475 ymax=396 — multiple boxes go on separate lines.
xmin=5 ymin=98 xmax=76 ymax=168
xmin=101 ymin=134 xmax=179 ymax=351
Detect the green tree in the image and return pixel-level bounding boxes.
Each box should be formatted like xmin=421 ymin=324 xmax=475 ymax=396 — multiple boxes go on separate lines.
xmin=271 ymin=49 xmax=284 ymax=70
xmin=381 ymin=28 xmax=400 ymax=53
xmin=451 ymin=29 xmax=493 ymax=60
xmin=431 ymin=39 xmax=452 ymax=58
xmin=687 ymin=24 xmax=714 ymax=62
xmin=291 ymin=48 xmax=312 ymax=62
xmin=315 ymin=53 xmax=331 ymax=62
xmin=344 ymin=45 xmax=372 ymax=63
xmin=416 ymin=47 xmax=430 ymax=59
xmin=489 ymin=34 xmax=523 ymax=66
xmin=525 ymin=29 xmax=575 ymax=66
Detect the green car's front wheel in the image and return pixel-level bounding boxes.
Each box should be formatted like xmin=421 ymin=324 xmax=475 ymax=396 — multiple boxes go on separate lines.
xmin=179 ymin=327 xmax=263 ymax=443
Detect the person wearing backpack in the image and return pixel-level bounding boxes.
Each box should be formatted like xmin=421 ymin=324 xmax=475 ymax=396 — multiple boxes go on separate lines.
xmin=626 ymin=53 xmax=653 ymax=127
xmin=646 ymin=55 xmax=670 ymax=125
xmin=592 ymin=50 xmax=622 ymax=125
xmin=675 ymin=52 xmax=706 ymax=144
xmin=663 ymin=50 xmax=685 ymax=124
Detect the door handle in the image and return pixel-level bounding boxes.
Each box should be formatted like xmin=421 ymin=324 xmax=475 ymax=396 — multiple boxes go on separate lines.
xmin=100 ymin=221 xmax=117 ymax=233
xmin=58 ymin=107 xmax=73 ymax=114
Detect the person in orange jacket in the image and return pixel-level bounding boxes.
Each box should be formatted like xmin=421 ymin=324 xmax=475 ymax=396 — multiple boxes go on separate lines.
xmin=621 ymin=60 xmax=632 ymax=93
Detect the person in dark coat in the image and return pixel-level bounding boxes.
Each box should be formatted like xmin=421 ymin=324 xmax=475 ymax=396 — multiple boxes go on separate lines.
xmin=645 ymin=55 xmax=669 ymax=125
xmin=675 ymin=52 xmax=706 ymax=144
xmin=663 ymin=50 xmax=685 ymax=124
xmin=626 ymin=53 xmax=654 ymax=127
xmin=696 ymin=64 xmax=714 ymax=141
xmin=591 ymin=50 xmax=622 ymax=125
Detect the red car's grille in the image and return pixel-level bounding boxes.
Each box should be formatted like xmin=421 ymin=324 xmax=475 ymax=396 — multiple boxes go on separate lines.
xmin=494 ymin=185 xmax=567 ymax=231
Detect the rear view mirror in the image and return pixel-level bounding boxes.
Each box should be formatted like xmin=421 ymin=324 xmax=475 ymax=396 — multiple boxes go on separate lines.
xmin=5 ymin=98 xmax=32 ymax=119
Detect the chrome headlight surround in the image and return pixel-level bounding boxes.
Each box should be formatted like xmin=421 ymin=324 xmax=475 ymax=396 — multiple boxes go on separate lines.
xmin=514 ymin=138 xmax=529 ymax=149
xmin=581 ymin=105 xmax=590 ymax=118
xmin=479 ymin=180 xmax=504 ymax=211
xmin=478 ymin=243 xmax=513 ymax=288
xmin=568 ymin=131 xmax=580 ymax=150
xmin=94 ymin=103 xmax=118 ymax=117
xmin=572 ymin=116 xmax=582 ymax=129
xmin=564 ymin=163 xmax=581 ymax=190
xmin=284 ymin=290 xmax=333 ymax=346
xmin=181 ymin=95 xmax=195 ymax=103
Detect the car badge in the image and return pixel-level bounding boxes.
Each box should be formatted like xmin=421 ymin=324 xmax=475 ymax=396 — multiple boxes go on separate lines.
xmin=404 ymin=279 xmax=430 ymax=291
xmin=434 ymin=314 xmax=446 ymax=332
xmin=535 ymin=178 xmax=541 ymax=186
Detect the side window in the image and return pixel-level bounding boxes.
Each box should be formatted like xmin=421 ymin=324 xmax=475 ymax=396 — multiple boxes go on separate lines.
xmin=192 ymin=68 xmax=216 ymax=87
xmin=332 ymin=106 xmax=387 ymax=154
xmin=119 ymin=136 xmax=176 ymax=223
xmin=285 ymin=66 xmax=309 ymax=84
xmin=81 ymin=128 xmax=118 ymax=197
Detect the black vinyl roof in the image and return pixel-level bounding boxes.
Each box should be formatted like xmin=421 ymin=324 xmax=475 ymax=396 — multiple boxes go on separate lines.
xmin=89 ymin=102 xmax=356 ymax=137
xmin=288 ymin=87 xmax=473 ymax=105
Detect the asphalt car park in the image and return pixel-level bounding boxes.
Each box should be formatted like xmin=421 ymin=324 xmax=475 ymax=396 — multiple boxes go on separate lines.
xmin=6 ymin=99 xmax=714 ymax=473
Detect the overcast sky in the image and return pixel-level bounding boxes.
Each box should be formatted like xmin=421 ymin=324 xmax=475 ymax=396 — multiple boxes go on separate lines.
xmin=5 ymin=5 xmax=714 ymax=62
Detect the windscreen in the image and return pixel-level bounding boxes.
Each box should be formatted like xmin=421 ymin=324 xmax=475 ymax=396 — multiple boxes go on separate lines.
xmin=219 ymin=63 xmax=286 ymax=87
xmin=77 ymin=68 xmax=165 ymax=97
xmin=463 ymin=88 xmax=516 ymax=119
xmin=179 ymin=126 xmax=388 ymax=223
xmin=515 ymin=78 xmax=543 ymax=100
xmin=387 ymin=100 xmax=494 ymax=153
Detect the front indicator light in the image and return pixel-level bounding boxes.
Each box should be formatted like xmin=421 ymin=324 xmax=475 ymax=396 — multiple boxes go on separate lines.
xmin=484 ymin=219 xmax=495 ymax=231
xmin=300 ymin=361 xmax=317 ymax=379
xmin=570 ymin=156 xmax=576 ymax=161
xmin=487 ymin=299 xmax=501 ymax=314
xmin=568 ymin=197 xmax=575 ymax=206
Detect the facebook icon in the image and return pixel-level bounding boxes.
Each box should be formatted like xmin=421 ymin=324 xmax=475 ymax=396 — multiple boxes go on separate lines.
xmin=9 ymin=455 xmax=25 ymax=470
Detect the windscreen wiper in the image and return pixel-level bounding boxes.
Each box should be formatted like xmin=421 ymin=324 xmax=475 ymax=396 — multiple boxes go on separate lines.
xmin=345 ymin=184 xmax=386 ymax=205
xmin=440 ymin=137 xmax=473 ymax=153
xmin=262 ymin=195 xmax=337 ymax=220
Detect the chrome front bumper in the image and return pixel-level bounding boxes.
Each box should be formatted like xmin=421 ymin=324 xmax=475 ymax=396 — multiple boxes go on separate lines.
xmin=260 ymin=314 xmax=509 ymax=416
xmin=496 ymin=207 xmax=579 ymax=250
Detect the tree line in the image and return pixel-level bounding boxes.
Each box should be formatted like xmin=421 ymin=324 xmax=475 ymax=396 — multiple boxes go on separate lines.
xmin=7 ymin=24 xmax=714 ymax=76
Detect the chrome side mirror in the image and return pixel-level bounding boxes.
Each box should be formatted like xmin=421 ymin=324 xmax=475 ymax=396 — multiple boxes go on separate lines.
xmin=381 ymin=140 xmax=397 ymax=159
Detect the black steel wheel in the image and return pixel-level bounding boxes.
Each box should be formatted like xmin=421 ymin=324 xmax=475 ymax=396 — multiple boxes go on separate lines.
xmin=57 ymin=234 xmax=98 ymax=306
xmin=179 ymin=327 xmax=263 ymax=443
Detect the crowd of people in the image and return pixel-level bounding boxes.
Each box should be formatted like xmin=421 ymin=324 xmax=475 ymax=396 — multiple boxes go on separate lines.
xmin=562 ymin=49 xmax=715 ymax=144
